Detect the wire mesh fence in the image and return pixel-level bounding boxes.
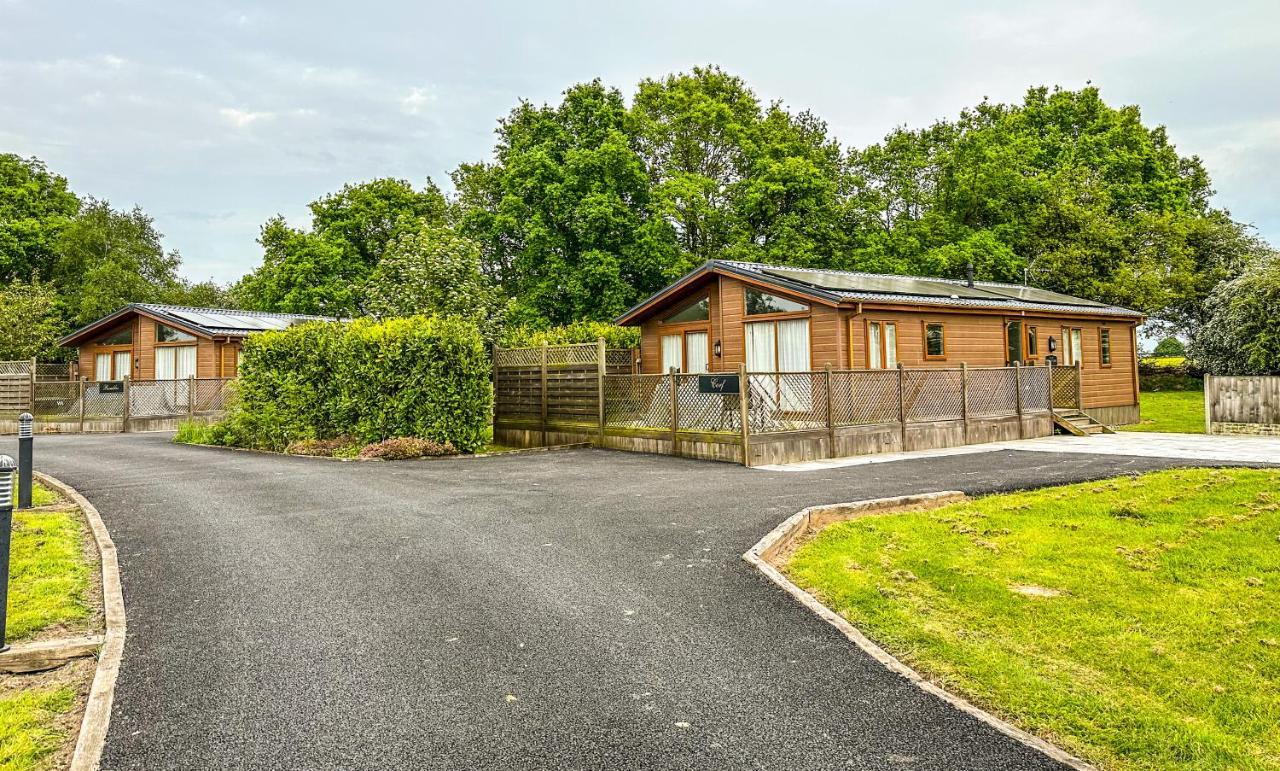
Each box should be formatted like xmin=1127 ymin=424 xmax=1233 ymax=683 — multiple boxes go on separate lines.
xmin=966 ymin=367 xmax=1018 ymax=418
xmin=903 ymin=369 xmax=964 ymax=422
xmin=1020 ymin=366 xmax=1051 ymax=412
xmin=3 ymin=378 xmax=237 ymax=425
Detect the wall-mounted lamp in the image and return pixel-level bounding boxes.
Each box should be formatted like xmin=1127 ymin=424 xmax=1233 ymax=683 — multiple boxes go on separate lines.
xmin=713 ymin=340 xmax=722 ymax=358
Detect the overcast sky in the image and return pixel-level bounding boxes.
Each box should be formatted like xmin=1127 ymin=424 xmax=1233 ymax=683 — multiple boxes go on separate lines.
xmin=2 ymin=0 xmax=1277 ymax=285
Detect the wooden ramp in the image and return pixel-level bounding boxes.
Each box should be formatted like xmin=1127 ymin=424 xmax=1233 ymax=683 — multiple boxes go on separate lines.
xmin=1053 ymin=409 xmax=1114 ymax=436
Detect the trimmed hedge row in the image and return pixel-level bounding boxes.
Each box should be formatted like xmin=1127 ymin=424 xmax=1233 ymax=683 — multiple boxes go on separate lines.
xmin=500 ymin=320 xmax=639 ymax=349
xmin=219 ymin=316 xmax=491 ymax=452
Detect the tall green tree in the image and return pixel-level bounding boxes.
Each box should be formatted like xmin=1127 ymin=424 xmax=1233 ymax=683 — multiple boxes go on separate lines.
xmin=453 ymin=80 xmax=667 ymax=324
xmin=52 ymin=197 xmax=184 ymax=324
xmin=1190 ymin=253 xmax=1280 ymax=374
xmin=234 ymin=179 xmax=448 ymax=317
xmin=0 ymin=154 xmax=80 ymax=283
xmin=0 ymin=280 xmax=64 ymax=359
xmin=363 ymin=223 xmax=507 ymax=343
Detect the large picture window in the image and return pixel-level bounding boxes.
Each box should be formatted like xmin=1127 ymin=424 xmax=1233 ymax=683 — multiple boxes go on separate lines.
xmin=155 ymin=345 xmax=197 ymax=380
xmin=157 ymin=322 xmax=197 ymax=343
xmin=746 ymin=318 xmax=811 ymax=411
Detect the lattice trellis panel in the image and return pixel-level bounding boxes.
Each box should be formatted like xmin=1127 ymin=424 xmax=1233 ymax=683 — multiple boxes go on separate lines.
xmin=675 ymin=374 xmax=742 ymax=432
xmin=603 ymin=374 xmax=672 ymax=430
xmin=0 ymin=360 xmax=32 ymax=376
xmin=1050 ymin=366 xmax=1080 ymax=409
xmin=747 ymin=373 xmax=826 ymax=434
xmin=194 ymin=379 xmax=235 ymax=414
xmin=1019 ymin=367 xmax=1051 ymax=412
xmin=130 ymin=380 xmax=193 ymax=417
xmin=830 ymin=370 xmax=900 ymax=426
xmin=35 ymin=363 xmax=76 ymax=381
xmin=967 ymin=368 xmax=1018 ymax=417
xmin=83 ymin=382 xmax=125 ymax=418
xmin=903 ymin=369 xmax=964 ymax=422
xmin=32 ymin=381 xmax=79 ymax=418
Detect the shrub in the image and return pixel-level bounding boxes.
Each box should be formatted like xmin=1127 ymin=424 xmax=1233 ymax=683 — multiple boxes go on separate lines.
xmin=1190 ymin=254 xmax=1280 ymax=375
xmin=221 ymin=315 xmax=491 ymax=452
xmin=500 ymin=321 xmax=639 ymax=350
xmin=357 ymin=437 xmax=456 ymax=460
xmin=1152 ymin=337 xmax=1186 ymax=357
xmin=285 ymin=436 xmax=359 ymax=457
xmin=173 ymin=420 xmax=221 ymax=445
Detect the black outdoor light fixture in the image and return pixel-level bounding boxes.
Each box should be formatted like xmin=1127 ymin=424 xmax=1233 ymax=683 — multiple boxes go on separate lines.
xmin=714 ymin=340 xmax=722 ymax=358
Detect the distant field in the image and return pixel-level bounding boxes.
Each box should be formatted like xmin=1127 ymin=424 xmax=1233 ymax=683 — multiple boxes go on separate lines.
xmin=1141 ymin=355 xmax=1187 ymax=368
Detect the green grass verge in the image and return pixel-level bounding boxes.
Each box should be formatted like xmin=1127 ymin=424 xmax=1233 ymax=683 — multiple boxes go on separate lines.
xmin=1120 ymin=391 xmax=1205 ymax=434
xmin=11 ymin=481 xmax=58 ymax=509
xmin=6 ymin=504 xmax=91 ymax=642
xmin=786 ymin=468 xmax=1280 ymax=770
xmin=0 ymin=687 xmax=78 ymax=771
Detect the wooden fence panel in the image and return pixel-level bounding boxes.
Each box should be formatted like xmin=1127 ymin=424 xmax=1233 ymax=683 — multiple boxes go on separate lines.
xmin=1205 ymin=375 xmax=1280 ymax=435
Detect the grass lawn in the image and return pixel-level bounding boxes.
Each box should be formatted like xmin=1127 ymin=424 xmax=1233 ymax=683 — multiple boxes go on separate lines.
xmin=0 ymin=687 xmax=78 ymax=771
xmin=1 ymin=481 xmax=95 ymax=771
xmin=787 ymin=468 xmax=1280 ymax=771
xmin=1120 ymin=390 xmax=1205 ymax=434
xmin=10 ymin=480 xmax=58 ymax=509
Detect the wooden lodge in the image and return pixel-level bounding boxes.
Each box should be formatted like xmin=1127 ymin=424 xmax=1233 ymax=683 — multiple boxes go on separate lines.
xmin=615 ymin=260 xmax=1144 ymax=426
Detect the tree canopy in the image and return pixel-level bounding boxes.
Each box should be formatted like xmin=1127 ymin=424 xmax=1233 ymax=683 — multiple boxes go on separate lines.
xmin=1189 ymin=254 xmax=1280 ymax=375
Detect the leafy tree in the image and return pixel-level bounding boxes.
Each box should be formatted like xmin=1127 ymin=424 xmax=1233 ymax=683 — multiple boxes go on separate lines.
xmin=0 ymin=280 xmax=65 ymax=359
xmin=52 ymin=197 xmax=183 ymax=324
xmin=0 ymin=154 xmax=80 ymax=283
xmin=1152 ymin=337 xmax=1187 ymax=357
xmin=453 ymin=80 xmax=667 ymax=324
xmin=1190 ymin=254 xmax=1280 ymax=374
xmin=235 ymin=179 xmax=448 ymax=317
xmin=363 ymin=224 xmax=507 ymax=343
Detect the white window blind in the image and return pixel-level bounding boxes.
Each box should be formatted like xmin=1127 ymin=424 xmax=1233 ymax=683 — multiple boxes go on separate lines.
xmin=745 ymin=322 xmax=776 ymax=372
xmin=176 ymin=345 xmax=197 ymax=379
xmin=684 ymin=331 xmax=708 ymax=374
xmin=157 ymin=345 xmax=197 ymax=380
xmin=95 ymin=353 xmax=111 ymax=381
xmin=114 ymin=351 xmax=131 ymax=380
xmin=661 ymin=335 xmax=683 ymax=373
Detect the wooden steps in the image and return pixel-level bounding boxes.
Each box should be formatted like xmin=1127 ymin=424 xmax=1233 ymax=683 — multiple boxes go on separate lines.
xmin=1052 ymin=410 xmax=1115 ymax=436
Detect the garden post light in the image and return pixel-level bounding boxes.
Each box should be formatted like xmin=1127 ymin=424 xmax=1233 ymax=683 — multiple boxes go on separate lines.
xmin=0 ymin=454 xmax=16 ymax=652
xmin=18 ymin=412 xmax=33 ymax=509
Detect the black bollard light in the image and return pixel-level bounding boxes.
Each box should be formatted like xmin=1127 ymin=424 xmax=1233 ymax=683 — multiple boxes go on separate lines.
xmin=0 ymin=453 xmax=15 ymax=652
xmin=17 ymin=412 xmax=33 ymax=510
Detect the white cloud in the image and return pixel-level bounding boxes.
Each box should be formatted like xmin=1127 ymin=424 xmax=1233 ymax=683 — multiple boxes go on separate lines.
xmin=400 ymin=86 xmax=435 ymax=116
xmin=218 ymin=107 xmax=275 ymax=128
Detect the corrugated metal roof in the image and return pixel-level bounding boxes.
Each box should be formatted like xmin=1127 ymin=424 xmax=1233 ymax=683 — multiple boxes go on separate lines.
xmin=136 ymin=304 xmax=332 ymax=335
xmin=717 ymin=260 xmax=1142 ymax=317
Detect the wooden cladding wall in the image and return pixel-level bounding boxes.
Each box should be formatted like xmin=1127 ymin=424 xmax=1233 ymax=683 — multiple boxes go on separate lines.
xmin=630 ymin=275 xmax=1139 ymax=413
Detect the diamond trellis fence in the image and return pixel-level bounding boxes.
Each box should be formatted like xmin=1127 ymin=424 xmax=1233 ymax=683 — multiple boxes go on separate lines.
xmin=830 ymin=370 xmax=900 ymax=426
xmin=1051 ymin=365 xmax=1081 ymax=409
xmin=966 ymin=367 xmax=1019 ymax=418
xmin=1020 ymin=366 xmax=1051 ymax=412
xmin=746 ymin=372 xmax=827 ymax=433
xmin=602 ymin=374 xmax=672 ymax=430
xmin=676 ymin=374 xmax=743 ymax=433
xmin=903 ymin=369 xmax=964 ymax=422
xmin=5 ymin=378 xmax=238 ymax=428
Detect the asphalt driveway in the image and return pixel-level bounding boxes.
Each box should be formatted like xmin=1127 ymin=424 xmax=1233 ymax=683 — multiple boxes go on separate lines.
xmin=5 ymin=433 xmax=1206 ymax=770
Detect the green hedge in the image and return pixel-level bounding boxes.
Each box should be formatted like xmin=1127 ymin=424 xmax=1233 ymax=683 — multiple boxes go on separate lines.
xmin=500 ymin=321 xmax=639 ymax=349
xmin=220 ymin=316 xmax=491 ymax=452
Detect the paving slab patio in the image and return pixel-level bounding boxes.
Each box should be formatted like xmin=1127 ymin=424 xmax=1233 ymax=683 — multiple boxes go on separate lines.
xmin=754 ymin=431 xmax=1278 ymax=471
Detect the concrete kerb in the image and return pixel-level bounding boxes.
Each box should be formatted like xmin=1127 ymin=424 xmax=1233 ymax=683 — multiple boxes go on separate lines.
xmin=742 ymin=491 xmax=1097 ymax=771
xmin=33 ymin=471 xmax=127 ymax=771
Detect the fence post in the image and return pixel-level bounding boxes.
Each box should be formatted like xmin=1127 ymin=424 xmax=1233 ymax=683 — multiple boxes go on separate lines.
xmin=121 ymin=376 xmax=131 ymax=433
xmin=596 ymin=338 xmax=606 ymax=447
xmin=79 ymin=378 xmax=86 ymax=433
xmin=1014 ymin=361 xmax=1025 ymax=439
xmin=897 ymin=363 xmax=907 ymax=451
xmin=1046 ymin=361 xmax=1056 ymax=421
xmin=1075 ymin=360 xmax=1084 ymax=411
xmin=1203 ymin=374 xmax=1212 ymax=434
xmin=539 ymin=343 xmax=548 ymax=447
xmin=28 ymin=357 xmax=36 ymax=413
xmin=669 ymin=367 xmax=679 ymax=457
xmin=960 ymin=362 xmax=969 ymax=445
xmin=739 ymin=364 xmax=751 ymax=467
xmin=187 ymin=375 xmax=196 ymax=421
xmin=824 ymin=364 xmax=835 ymax=459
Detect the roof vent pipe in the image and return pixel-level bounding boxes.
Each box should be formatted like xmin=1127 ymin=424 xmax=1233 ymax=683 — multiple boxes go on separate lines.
xmin=965 ymin=262 xmax=975 ymax=288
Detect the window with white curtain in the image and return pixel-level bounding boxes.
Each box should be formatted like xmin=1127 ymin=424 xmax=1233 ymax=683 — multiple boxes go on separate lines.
xmin=95 ymin=353 xmax=111 ymax=381
xmin=114 ymin=351 xmax=131 ymax=379
xmin=661 ymin=335 xmax=683 ymax=373
xmin=745 ymin=318 xmax=811 ymax=411
xmin=745 ymin=322 xmax=776 ymax=372
xmin=684 ymin=331 xmax=708 ymax=374
xmin=155 ymin=345 xmax=197 ymax=380
xmin=867 ymin=321 xmax=897 ymax=369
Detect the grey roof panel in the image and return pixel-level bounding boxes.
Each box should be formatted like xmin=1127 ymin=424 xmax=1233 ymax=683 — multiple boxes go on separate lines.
xmin=760 ymin=266 xmax=1013 ymax=302
xmin=138 ymin=304 xmax=332 ymax=335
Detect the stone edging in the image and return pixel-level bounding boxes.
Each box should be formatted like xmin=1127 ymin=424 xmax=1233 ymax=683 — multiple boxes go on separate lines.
xmin=34 ymin=471 xmax=127 ymax=771
xmin=742 ymin=491 xmax=1096 ymax=771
